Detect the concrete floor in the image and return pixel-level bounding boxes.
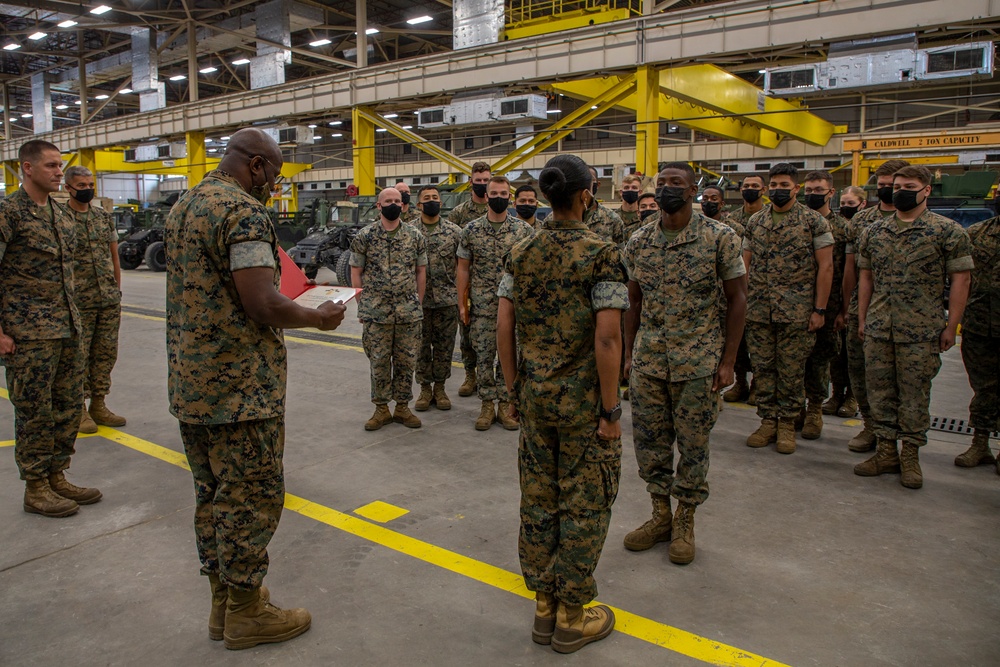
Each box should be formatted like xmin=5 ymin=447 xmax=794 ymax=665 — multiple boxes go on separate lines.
xmin=2 ymin=267 xmax=998 ymax=667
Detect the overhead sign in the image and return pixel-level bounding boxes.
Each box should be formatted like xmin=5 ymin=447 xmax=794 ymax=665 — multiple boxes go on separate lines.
xmin=844 ymin=131 xmax=1000 ymax=152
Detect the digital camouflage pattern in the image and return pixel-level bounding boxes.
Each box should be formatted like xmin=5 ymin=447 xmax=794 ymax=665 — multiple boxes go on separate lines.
xmin=471 ymin=310 xmax=507 ymax=402
xmin=418 ymin=219 xmax=461 ymax=309
xmin=78 ymin=306 xmax=121 ymax=399
xmin=721 ymin=206 xmax=757 ymax=238
xmin=630 ymin=372 xmax=715 ymax=505
xmin=961 ymin=332 xmax=1000 ymax=432
xmin=180 ymin=417 xmax=285 ymax=590
xmin=803 ymin=210 xmax=849 ymax=402
xmin=500 ymin=217 xmax=626 ymax=606
xmin=844 ymin=206 xmax=894 ymax=316
xmin=584 ymin=203 xmax=626 ymax=245
xmin=857 ymin=209 xmax=974 ymax=342
xmin=401 ymin=208 xmax=421 ymax=226
xmin=447 ymin=199 xmax=488 ymax=228
xmin=962 ymin=218 xmax=1000 ymax=432
xmin=0 ymin=188 xmax=80 ymax=340
xmin=619 ymin=208 xmax=642 ymax=241
xmin=416 ymin=305 xmax=459 ymax=385
xmin=166 ymin=170 xmax=286 ymax=425
xmin=350 ymin=221 xmax=428 ymax=324
xmin=746 ymin=322 xmax=814 ymax=419
xmin=824 ymin=211 xmax=849 ymax=316
xmin=362 ymin=322 xmax=421 ymax=404
xmin=5 ymin=338 xmax=83 ymax=480
xmin=864 ymin=338 xmax=941 ymax=447
xmin=457 ymin=213 xmax=534 ymax=316
xmin=71 ymin=205 xmax=121 ymax=310
xmin=743 ymin=201 xmax=833 ymax=325
xmin=623 ymin=212 xmax=746 ymax=382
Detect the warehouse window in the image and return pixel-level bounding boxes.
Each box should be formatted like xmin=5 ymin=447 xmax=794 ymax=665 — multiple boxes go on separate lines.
xmin=430 ymin=176 xmax=439 ymax=184
xmin=755 ymin=163 xmax=771 ymax=171
xmin=465 ymin=138 xmax=475 ymax=149
xmin=824 ymin=160 xmax=841 ymax=168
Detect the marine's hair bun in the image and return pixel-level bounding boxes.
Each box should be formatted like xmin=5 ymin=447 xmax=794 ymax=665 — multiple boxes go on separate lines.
xmin=539 ymin=167 xmax=567 ymax=199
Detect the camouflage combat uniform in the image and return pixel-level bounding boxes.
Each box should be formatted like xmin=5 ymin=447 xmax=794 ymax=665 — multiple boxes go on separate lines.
xmin=445 ymin=198 xmax=488 ymax=374
xmin=457 ymin=214 xmax=534 ymax=402
xmin=416 ymin=218 xmax=462 ymax=385
xmin=401 ymin=207 xmax=421 ymax=226
xmin=962 ymin=217 xmax=1000 ymax=433
xmin=858 ymin=210 xmax=974 ymax=447
xmin=625 ymin=213 xmax=745 ymax=505
xmin=351 ymin=220 xmax=428 ymax=405
xmin=166 ymin=170 xmax=287 ymax=590
xmin=584 ymin=203 xmax=626 ymax=245
xmin=803 ymin=211 xmax=848 ymax=403
xmin=743 ymin=202 xmax=834 ymax=419
xmin=720 ymin=206 xmax=758 ymax=377
xmin=72 ymin=205 xmax=122 ymax=401
xmin=619 ymin=208 xmax=642 ymax=242
xmin=497 ymin=218 xmax=628 ymax=605
xmin=0 ymin=188 xmax=83 ymax=481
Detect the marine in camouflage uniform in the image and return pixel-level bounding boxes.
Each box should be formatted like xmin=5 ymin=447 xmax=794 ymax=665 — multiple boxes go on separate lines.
xmin=743 ymin=200 xmax=834 ymax=450
xmin=623 ymin=211 xmax=746 ymax=560
xmin=619 ymin=207 xmax=642 ymax=242
xmin=1 ymin=187 xmax=86 ymax=495
xmin=457 ymin=213 xmax=534 ymax=410
xmin=497 ymin=217 xmax=628 ymax=611
xmin=584 ymin=203 xmax=626 ymax=245
xmin=857 ymin=208 xmax=973 ymax=487
xmin=415 ymin=215 xmax=462 ymax=401
xmin=443 ymin=197 xmax=487 ymax=382
xmin=957 ymin=216 xmax=1000 ymax=472
xmin=351 ymin=219 xmax=427 ymax=409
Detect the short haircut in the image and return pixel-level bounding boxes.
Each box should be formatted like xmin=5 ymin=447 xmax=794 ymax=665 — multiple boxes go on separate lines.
xmin=638 ymin=192 xmax=657 ymax=205
xmin=742 ymin=174 xmax=765 ymax=187
xmin=769 ymin=163 xmax=798 ymax=180
xmin=488 ymin=175 xmax=510 ymax=188
xmin=64 ymin=165 xmax=93 ymax=181
xmin=622 ymin=174 xmax=642 ymax=185
xmin=875 ymin=159 xmax=910 ymax=178
xmin=471 ymin=161 xmax=491 ymax=175
xmin=894 ymin=165 xmax=932 ymax=186
xmin=804 ymin=170 xmax=833 ymax=186
xmin=702 ymin=184 xmax=724 ymax=197
xmin=19 ymin=140 xmax=60 ymax=167
xmin=418 ymin=185 xmax=439 ymax=197
xmin=841 ymin=185 xmax=866 ymax=201
xmin=515 ymin=184 xmax=537 ymax=198
xmin=659 ymin=162 xmax=696 ymax=183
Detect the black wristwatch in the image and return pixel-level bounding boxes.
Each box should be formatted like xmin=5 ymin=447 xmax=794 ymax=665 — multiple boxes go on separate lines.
xmin=600 ymin=403 xmax=622 ymax=422
xmin=813 ymin=307 xmax=826 ymax=315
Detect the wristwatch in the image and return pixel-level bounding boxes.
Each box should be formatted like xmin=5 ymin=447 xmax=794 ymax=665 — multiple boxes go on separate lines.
xmin=599 ymin=403 xmax=622 ymax=422
xmin=813 ymin=307 xmax=826 ymax=315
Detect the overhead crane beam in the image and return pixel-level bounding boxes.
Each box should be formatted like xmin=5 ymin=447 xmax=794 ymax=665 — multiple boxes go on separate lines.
xmin=354 ymin=107 xmax=472 ymax=178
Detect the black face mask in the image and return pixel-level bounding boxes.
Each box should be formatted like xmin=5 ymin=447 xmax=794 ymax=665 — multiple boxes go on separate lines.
xmin=70 ymin=188 xmax=95 ymax=204
xmin=471 ymin=183 xmax=488 ymax=198
xmin=701 ymin=201 xmax=720 ymax=218
xmin=421 ymin=201 xmax=441 ymax=218
xmin=515 ymin=204 xmax=537 ymax=220
xmin=769 ymin=188 xmax=793 ymax=208
xmin=654 ymin=187 xmax=663 ymax=200
xmin=892 ymin=189 xmax=924 ymax=212
xmin=401 ymin=192 xmax=411 ymax=206
xmin=640 ymin=209 xmax=657 ymax=221
xmin=805 ymin=194 xmax=828 ymax=211
xmin=621 ymin=190 xmax=639 ymax=204
xmin=488 ymin=196 xmax=509 ymax=214
xmin=658 ymin=186 xmax=689 ymax=214
xmin=741 ymin=189 xmax=762 ymax=204
xmin=840 ymin=205 xmax=859 ymax=220
xmin=877 ymin=186 xmax=894 ymax=205
xmin=381 ymin=203 xmax=402 ymax=221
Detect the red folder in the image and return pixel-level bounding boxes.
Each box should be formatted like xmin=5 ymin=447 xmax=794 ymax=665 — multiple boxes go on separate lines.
xmin=278 ymin=247 xmax=312 ymax=299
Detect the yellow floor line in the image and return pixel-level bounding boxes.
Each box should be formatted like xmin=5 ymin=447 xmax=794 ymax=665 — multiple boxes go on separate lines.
xmin=353 ymin=500 xmax=410 ymax=523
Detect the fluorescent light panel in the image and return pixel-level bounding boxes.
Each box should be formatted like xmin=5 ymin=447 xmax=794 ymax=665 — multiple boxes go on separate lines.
xmin=58 ymin=20 xmax=78 ymax=28
xmin=309 ymin=38 xmax=331 ymax=47
xmin=199 ymin=67 xmax=217 ymax=74
xmin=90 ymin=5 xmax=112 ymax=15
xmin=95 ymin=94 xmax=109 ymax=100
xmin=3 ymin=43 xmax=20 ymax=50
xmin=328 ymin=120 xmax=342 ymax=126
xmin=169 ymin=74 xmax=186 ymax=81
xmin=28 ymin=32 xmax=47 ymax=40
xmin=232 ymin=58 xmax=250 ymax=65
xmin=383 ymin=113 xmax=398 ymax=119
xmin=119 ymin=88 xmax=132 ymax=94
xmin=55 ymin=104 xmax=69 ymax=110
xmin=407 ymin=16 xmax=432 ymax=25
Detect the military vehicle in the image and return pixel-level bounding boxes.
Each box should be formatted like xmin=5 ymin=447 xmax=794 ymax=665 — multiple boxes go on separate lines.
xmin=286 ymin=198 xmax=379 ymax=285
xmin=117 ymin=193 xmax=181 ymax=271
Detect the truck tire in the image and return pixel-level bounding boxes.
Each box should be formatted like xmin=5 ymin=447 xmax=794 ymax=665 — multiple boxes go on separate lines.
xmin=336 ymin=251 xmax=352 ymax=287
xmin=118 ymin=244 xmax=142 ymax=270
xmin=145 ymin=241 xmax=167 ymax=272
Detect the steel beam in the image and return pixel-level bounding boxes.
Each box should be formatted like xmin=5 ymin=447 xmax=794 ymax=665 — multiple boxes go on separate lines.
xmin=186 ymin=131 xmax=207 ymax=187
xmin=353 ymin=106 xmax=376 ymax=196
xmin=635 ymin=66 xmax=659 ymax=178
xmin=4 ymin=161 xmax=19 ymax=194
xmin=355 ymin=108 xmax=471 ymax=176
xmin=79 ymin=149 xmax=97 ymax=180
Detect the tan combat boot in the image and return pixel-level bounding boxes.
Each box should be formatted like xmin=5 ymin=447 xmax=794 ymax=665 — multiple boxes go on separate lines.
xmin=432 ymin=383 xmax=451 ymax=410
xmin=89 ymin=395 xmax=126 ymax=427
xmin=899 ymin=442 xmax=923 ymax=489
xmin=532 ymin=592 xmax=557 ymax=645
xmin=668 ymin=501 xmax=696 ymax=565
xmin=458 ymin=369 xmax=477 ymax=397
xmin=209 ymin=575 xmax=269 ymax=640
xmin=848 ymin=416 xmax=878 ymax=452
xmin=497 ymin=401 xmax=519 ymax=430
xmin=414 ymin=384 xmax=433 ymax=412
xmin=621 ymin=386 xmax=629 ymax=401
xmin=364 ymin=405 xmax=392 ymax=431
xmin=801 ymin=401 xmax=824 ymax=440
xmin=854 ymin=438 xmax=901 ymax=476
xmin=776 ymin=418 xmax=797 ymax=454
xmin=550 ymin=603 xmax=615 ymax=654
xmin=723 ymin=374 xmax=749 ymax=403
xmin=822 ymin=385 xmax=844 ymax=415
xmin=475 ymin=401 xmax=496 ymax=431
xmin=954 ymin=430 xmax=996 ymax=468
xmin=623 ymin=493 xmax=672 ymax=551
xmin=393 ymin=403 xmax=422 ymax=429
xmin=793 ymin=407 xmax=806 ymax=431
xmin=746 ymin=419 xmax=777 ymax=448
xmin=746 ymin=379 xmax=757 ymax=406
xmin=837 ymin=389 xmax=859 ymax=418
xmin=23 ymin=478 xmax=79 ymax=517
xmin=48 ymin=471 xmax=102 ymax=505
xmin=79 ymin=406 xmax=98 ymax=434
xmin=223 ymin=587 xmax=311 ymax=650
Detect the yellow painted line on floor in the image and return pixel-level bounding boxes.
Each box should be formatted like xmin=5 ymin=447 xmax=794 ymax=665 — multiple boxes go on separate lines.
xmin=0 ymin=432 xmax=101 ymax=448
xmin=353 ymin=500 xmax=410 ymax=523
xmin=843 ymin=419 xmax=862 ymax=427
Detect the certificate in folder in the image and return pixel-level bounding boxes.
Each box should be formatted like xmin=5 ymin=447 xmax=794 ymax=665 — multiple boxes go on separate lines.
xmin=278 ymin=247 xmax=361 ymax=307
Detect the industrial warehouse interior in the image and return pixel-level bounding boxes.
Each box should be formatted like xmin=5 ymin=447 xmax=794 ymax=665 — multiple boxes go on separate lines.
xmin=1 ymin=0 xmax=998 ymax=665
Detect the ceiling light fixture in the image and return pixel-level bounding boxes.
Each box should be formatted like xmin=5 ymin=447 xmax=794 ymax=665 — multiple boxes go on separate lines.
xmin=90 ymin=5 xmax=113 ymax=15
xmin=313 ymin=135 xmax=322 ymax=140
xmin=329 ymin=120 xmax=342 ymax=126
xmin=74 ymin=100 xmax=82 ymax=105
xmin=119 ymin=88 xmax=132 ymax=94
xmin=169 ymin=74 xmax=186 ymax=81
xmin=330 ymin=133 xmax=343 ymax=138
xmin=3 ymin=43 xmax=21 ymax=50
xmin=28 ymin=32 xmax=47 ymax=40
xmin=308 ymin=124 xmax=317 ymax=128
xmin=366 ymin=28 xmax=379 ymax=35
xmin=58 ymin=20 xmax=78 ymax=28
xmin=383 ymin=113 xmax=398 ymax=119
xmin=401 ymin=125 xmax=413 ymax=129
xmin=95 ymin=94 xmax=109 ymax=100
xmin=309 ymin=38 xmax=332 ymax=47
xmin=232 ymin=58 xmax=250 ymax=65
xmin=406 ymin=16 xmax=432 ymax=25
xmin=55 ymin=104 xmax=69 ymax=110
xmin=21 ymin=113 xmax=33 ymax=118
xmin=375 ymin=128 xmax=387 ymax=132
xmin=221 ymin=136 xmax=231 ymax=141
xmin=546 ymin=109 xmax=562 ymax=114
xmin=199 ymin=67 xmax=217 ymax=74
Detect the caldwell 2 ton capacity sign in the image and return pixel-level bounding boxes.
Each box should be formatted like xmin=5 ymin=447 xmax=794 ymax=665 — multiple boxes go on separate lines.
xmin=843 ymin=131 xmax=1000 ymax=152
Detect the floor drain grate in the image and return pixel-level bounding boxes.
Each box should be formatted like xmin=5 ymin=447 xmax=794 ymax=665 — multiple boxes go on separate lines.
xmin=929 ymin=416 xmax=998 ymax=437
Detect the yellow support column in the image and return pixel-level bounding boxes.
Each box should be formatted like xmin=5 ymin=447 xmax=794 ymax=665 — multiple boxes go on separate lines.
xmin=4 ymin=160 xmax=19 ymax=194
xmin=79 ymin=148 xmax=97 ymax=177
xmin=289 ymin=179 xmax=299 ymax=213
xmin=635 ymin=65 xmax=660 ymax=179
xmin=186 ymin=131 xmax=207 ymax=187
xmin=353 ymin=106 xmax=376 ymax=196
